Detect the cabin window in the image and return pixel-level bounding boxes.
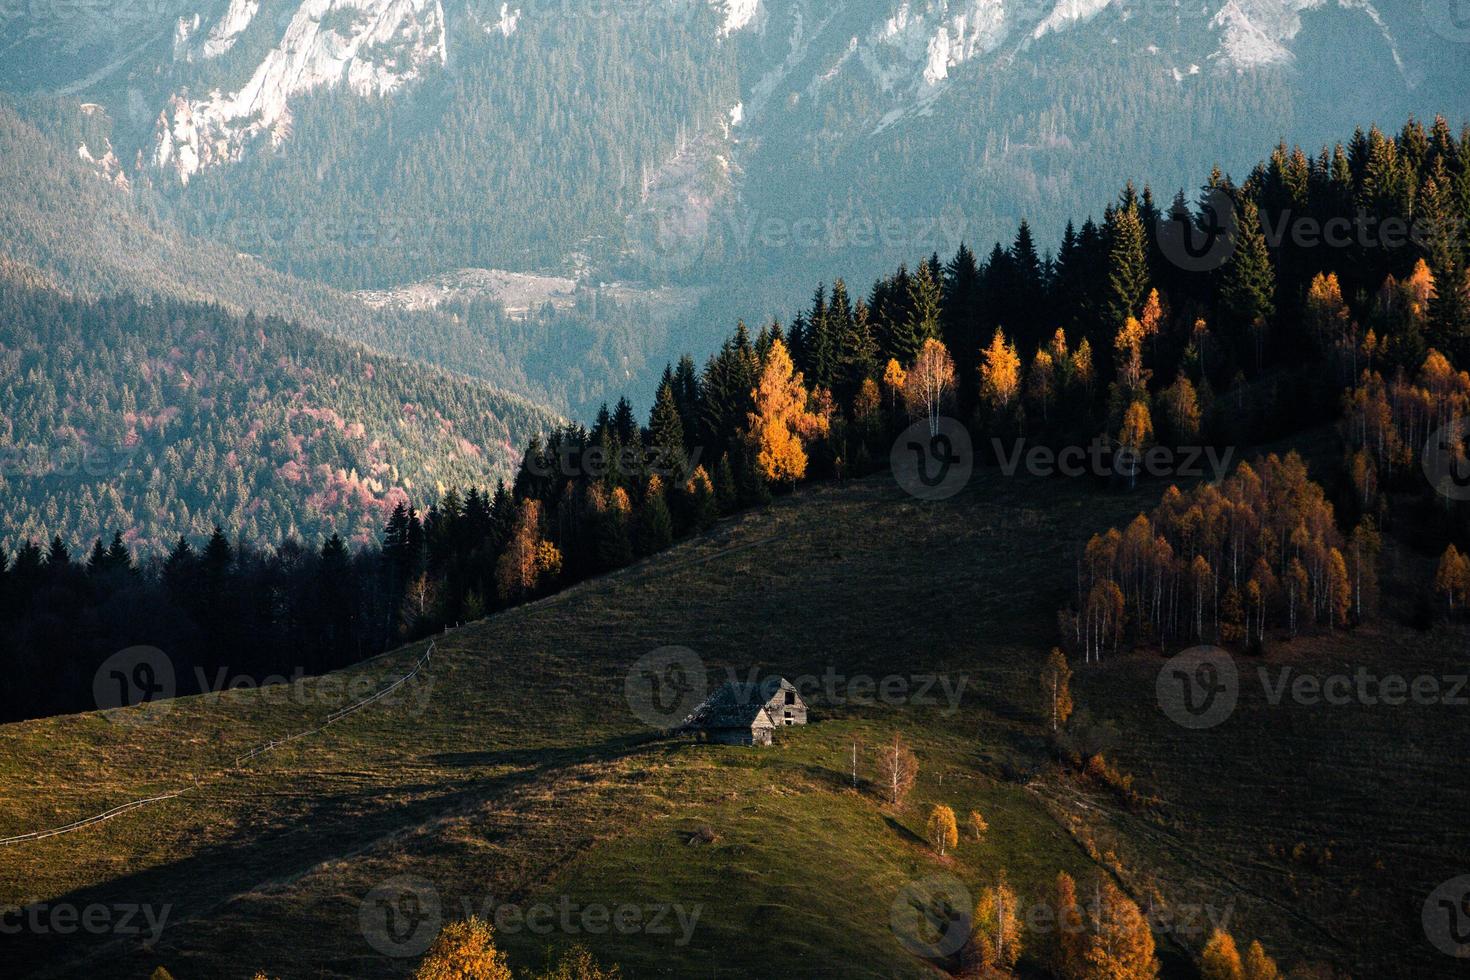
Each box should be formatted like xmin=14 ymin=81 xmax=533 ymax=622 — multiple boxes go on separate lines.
xmin=784 ymin=691 xmax=795 ymax=705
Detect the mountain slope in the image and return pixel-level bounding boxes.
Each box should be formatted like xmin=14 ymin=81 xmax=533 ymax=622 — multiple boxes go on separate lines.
xmin=0 ymin=99 xmax=540 ymax=390
xmin=7 ymin=0 xmax=1465 ymax=294
xmin=0 ymin=470 xmax=1126 ymax=980
xmin=0 ymin=98 xmax=709 ymax=418
xmin=0 ymin=467 xmax=1463 ymax=977
xmin=0 ymin=272 xmax=559 ymax=550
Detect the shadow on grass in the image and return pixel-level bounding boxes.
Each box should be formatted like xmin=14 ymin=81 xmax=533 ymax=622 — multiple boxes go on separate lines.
xmin=6 ymin=734 xmax=656 ymax=980
xmin=883 ymin=815 xmax=925 ymax=847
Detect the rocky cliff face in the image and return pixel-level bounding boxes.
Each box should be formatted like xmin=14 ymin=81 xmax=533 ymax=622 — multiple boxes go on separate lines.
xmin=4 ymin=0 xmax=1420 ymax=186
xmin=152 ymin=0 xmax=446 ymax=182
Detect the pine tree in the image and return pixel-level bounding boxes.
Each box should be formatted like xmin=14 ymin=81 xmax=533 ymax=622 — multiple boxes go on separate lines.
xmin=648 ymin=375 xmax=688 ymax=483
xmin=1010 ymin=219 xmax=1045 ymax=346
xmin=835 ymin=300 xmax=879 ymax=408
xmin=890 ymin=262 xmax=942 ymax=366
xmin=1219 ymin=198 xmax=1276 ymax=368
xmin=942 ymin=243 xmax=984 ymax=414
xmin=683 ymin=465 xmax=717 ymax=532
xmin=638 ymin=476 xmax=674 ymax=555
xmin=807 ymin=286 xmax=838 ymax=390
xmin=595 ymin=487 xmax=634 ymax=571
xmin=86 ymin=538 xmax=107 ymax=573
xmin=1424 ymin=174 xmax=1470 ymax=358
xmin=673 ymin=354 xmax=703 ymax=450
xmin=1106 ymin=186 xmax=1150 ymax=328
xmin=713 ymin=453 xmax=738 ymax=515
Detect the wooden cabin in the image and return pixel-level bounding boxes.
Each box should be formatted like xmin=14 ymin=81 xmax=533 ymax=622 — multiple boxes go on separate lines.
xmin=680 ymin=677 xmax=807 ymax=746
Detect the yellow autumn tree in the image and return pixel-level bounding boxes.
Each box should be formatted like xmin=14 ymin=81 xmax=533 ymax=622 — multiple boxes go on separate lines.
xmin=535 ymin=539 xmax=563 ymax=585
xmin=882 ymin=357 xmax=907 ymax=409
xmin=414 ymin=916 xmax=513 ymax=980
xmin=1242 ymin=940 xmax=1280 ymax=980
xmin=1435 ymin=543 xmax=1470 ymax=613
xmin=1080 ymin=879 xmax=1159 ymax=980
xmin=967 ymin=876 xmax=1022 ymax=975
xmin=926 ymin=803 xmax=958 ymax=855
xmin=495 ymin=499 xmax=546 ymax=601
xmin=1305 ymin=272 xmax=1350 ymax=348
xmin=1118 ymin=400 xmax=1154 ymax=488
xmin=854 ymin=377 xmax=881 ymax=424
xmin=533 ymin=945 xmax=623 ymax=980
xmin=1140 ymin=288 xmax=1164 ymax=337
xmin=1028 ymin=348 xmax=1057 ymax=421
xmin=968 ymin=809 xmax=988 ymax=841
xmin=1200 ymin=928 xmax=1244 ymax=980
xmin=1326 ymin=547 xmax=1351 ymax=626
xmin=1159 ymin=373 xmax=1201 ymax=443
xmin=747 ymin=338 xmax=827 ymax=487
xmin=1113 ymin=316 xmax=1150 ymax=395
xmin=903 ymin=337 xmax=957 ymax=431
xmin=1048 ymin=872 xmax=1086 ymax=979
xmin=1042 ymin=647 xmax=1074 ymax=731
xmin=979 ymin=327 xmax=1022 ymax=411
xmin=1071 ymin=338 xmax=1096 ymax=392
xmin=1404 ymin=257 xmax=1435 ymax=319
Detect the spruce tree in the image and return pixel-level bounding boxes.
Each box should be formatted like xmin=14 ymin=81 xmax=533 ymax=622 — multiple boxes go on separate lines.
xmin=891 ymin=261 xmax=941 ymax=366
xmin=648 ymin=376 xmax=688 ymax=482
xmin=638 ymin=478 xmax=674 ymax=555
xmin=1010 ymin=220 xmax=1045 ymax=347
xmin=943 ymin=243 xmax=984 ymax=414
xmin=1105 ymin=186 xmax=1150 ymax=328
xmin=1219 ymin=198 xmax=1276 ymax=366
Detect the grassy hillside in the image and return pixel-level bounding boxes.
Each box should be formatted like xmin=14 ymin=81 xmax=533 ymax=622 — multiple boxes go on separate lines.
xmin=0 ymin=466 xmax=1462 ymax=977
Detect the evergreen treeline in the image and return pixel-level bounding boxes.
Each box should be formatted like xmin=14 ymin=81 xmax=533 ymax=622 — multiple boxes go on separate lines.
xmin=0 ymin=526 xmax=394 ymax=722
xmin=7 ymin=116 xmax=1470 ymax=721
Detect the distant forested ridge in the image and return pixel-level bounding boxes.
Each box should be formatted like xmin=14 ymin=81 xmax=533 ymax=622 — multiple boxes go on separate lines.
xmin=0 ymin=270 xmax=559 ymax=552
xmin=0 ymin=99 xmax=718 ymax=417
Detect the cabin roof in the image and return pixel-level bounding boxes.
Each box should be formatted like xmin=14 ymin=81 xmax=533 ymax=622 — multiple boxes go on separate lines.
xmin=680 ymin=677 xmax=799 ymax=731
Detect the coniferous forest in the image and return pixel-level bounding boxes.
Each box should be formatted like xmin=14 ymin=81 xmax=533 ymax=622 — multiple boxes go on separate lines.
xmin=4 ymin=116 xmax=1468 ymax=728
